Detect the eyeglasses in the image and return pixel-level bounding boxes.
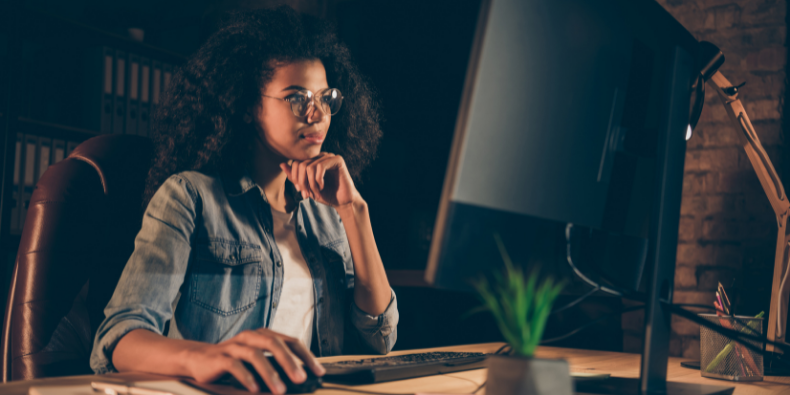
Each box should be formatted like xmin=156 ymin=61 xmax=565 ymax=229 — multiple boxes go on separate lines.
xmin=262 ymin=88 xmax=344 ymax=117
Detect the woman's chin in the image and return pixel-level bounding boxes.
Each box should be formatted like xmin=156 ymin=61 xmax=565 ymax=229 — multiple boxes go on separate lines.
xmin=290 ymin=148 xmax=322 ymax=161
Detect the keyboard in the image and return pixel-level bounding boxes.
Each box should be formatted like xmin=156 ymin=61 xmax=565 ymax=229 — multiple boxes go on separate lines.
xmin=321 ymin=351 xmax=490 ymax=384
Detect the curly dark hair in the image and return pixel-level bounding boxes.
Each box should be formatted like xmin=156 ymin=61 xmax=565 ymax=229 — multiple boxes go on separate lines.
xmin=144 ymin=6 xmax=382 ymax=205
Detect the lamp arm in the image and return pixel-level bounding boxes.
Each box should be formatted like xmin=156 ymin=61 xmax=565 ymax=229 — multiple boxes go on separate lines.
xmin=707 ymin=71 xmax=790 ymax=351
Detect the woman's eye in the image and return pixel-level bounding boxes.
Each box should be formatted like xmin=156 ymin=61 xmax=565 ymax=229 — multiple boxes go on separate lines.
xmin=288 ymin=94 xmax=308 ymax=104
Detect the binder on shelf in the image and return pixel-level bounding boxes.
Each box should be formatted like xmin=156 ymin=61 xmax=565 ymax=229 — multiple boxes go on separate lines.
xmin=113 ymin=49 xmax=126 ymax=134
xmin=66 ymin=141 xmax=78 ymax=157
xmin=126 ymin=53 xmax=140 ymax=135
xmin=53 ymin=139 xmax=66 ymax=163
xmin=83 ymin=46 xmax=115 ymax=133
xmin=139 ymin=57 xmax=151 ymax=137
xmin=163 ymin=63 xmax=172 ymax=94
xmin=37 ymin=136 xmax=52 ymax=181
xmin=10 ymin=134 xmax=21 ymax=234
xmin=152 ymin=60 xmax=162 ymax=116
xmin=19 ymin=134 xmax=37 ymax=231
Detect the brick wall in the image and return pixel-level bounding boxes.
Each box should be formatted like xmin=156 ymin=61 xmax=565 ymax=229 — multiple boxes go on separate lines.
xmin=622 ymin=0 xmax=788 ymax=358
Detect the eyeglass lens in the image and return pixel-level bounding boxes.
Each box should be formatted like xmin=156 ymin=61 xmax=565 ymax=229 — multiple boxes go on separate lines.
xmin=289 ymin=89 xmax=343 ymax=117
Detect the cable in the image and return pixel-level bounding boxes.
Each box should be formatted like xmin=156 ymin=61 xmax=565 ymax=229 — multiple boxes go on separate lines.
xmin=666 ymin=303 xmax=790 ymax=355
xmin=319 ymin=384 xmax=414 ymax=395
xmin=494 ymin=343 xmax=510 ymax=355
xmin=552 ymin=286 xmax=600 ymax=315
xmin=671 ymin=303 xmax=763 ymax=337
xmin=564 ymin=224 xmax=647 ymax=302
xmin=565 ymin=224 xmax=624 ymax=297
xmin=541 ymin=304 xmax=646 ymax=344
xmin=322 ymin=345 xmax=509 ymax=395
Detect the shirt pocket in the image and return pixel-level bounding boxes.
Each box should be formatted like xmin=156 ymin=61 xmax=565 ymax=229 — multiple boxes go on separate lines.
xmin=190 ymin=240 xmax=264 ymax=316
xmin=320 ymin=239 xmax=349 ymax=263
xmin=320 ymin=238 xmax=354 ymax=287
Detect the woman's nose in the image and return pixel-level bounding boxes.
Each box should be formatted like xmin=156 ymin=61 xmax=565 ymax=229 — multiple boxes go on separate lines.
xmin=306 ymin=100 xmax=328 ymax=124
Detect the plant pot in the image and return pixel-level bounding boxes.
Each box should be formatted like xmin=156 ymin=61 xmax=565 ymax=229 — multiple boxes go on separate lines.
xmin=486 ymin=354 xmax=573 ymax=395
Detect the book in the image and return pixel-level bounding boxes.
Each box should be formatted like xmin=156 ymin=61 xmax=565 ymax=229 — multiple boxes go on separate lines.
xmin=113 ymin=49 xmax=126 ymax=134
xmin=82 ymin=46 xmax=115 ymax=133
xmin=10 ymin=133 xmax=21 ymax=234
xmin=126 ymin=53 xmax=140 ymax=134
xmin=29 ymin=380 xmax=210 ymax=395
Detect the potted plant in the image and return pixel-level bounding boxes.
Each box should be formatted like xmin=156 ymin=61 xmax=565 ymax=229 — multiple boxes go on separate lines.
xmin=472 ymin=234 xmax=572 ymax=395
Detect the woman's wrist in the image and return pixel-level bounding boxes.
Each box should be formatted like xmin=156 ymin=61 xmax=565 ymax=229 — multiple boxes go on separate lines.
xmin=336 ymin=197 xmax=367 ymax=220
xmin=177 ymin=342 xmax=206 ymax=377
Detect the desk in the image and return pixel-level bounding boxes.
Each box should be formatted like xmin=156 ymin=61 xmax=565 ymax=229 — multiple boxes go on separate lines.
xmin=2 ymin=343 xmax=789 ymax=395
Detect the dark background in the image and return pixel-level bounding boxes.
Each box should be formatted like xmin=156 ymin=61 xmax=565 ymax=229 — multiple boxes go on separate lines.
xmin=0 ymin=0 xmax=625 ymax=353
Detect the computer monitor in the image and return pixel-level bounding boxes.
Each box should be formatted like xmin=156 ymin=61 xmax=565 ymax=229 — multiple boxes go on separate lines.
xmin=423 ymin=0 xmax=732 ymax=393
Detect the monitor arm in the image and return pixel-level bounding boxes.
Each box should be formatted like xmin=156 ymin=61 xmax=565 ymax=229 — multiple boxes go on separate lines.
xmin=707 ymin=71 xmax=790 ymax=352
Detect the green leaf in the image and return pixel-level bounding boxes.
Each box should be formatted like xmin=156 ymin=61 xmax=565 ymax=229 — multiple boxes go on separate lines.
xmin=468 ymin=233 xmax=566 ymax=357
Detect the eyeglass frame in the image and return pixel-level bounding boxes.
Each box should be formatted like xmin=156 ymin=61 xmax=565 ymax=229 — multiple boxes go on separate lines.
xmin=261 ymin=88 xmax=344 ymax=117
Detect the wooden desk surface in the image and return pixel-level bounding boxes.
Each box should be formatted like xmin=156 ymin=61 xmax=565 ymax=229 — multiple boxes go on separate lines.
xmin=2 ymin=343 xmax=789 ymax=395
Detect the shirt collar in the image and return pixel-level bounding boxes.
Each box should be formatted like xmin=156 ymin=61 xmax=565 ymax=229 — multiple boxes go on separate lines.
xmin=224 ymin=170 xmax=303 ymax=205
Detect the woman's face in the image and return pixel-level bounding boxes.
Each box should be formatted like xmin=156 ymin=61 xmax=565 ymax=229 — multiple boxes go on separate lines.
xmin=253 ymin=59 xmax=331 ymax=162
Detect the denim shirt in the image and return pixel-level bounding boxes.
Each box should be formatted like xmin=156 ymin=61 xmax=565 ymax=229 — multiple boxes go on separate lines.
xmin=90 ymin=171 xmax=398 ymax=374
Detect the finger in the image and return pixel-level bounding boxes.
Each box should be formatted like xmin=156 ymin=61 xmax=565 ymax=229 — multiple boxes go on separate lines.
xmin=282 ymin=337 xmax=326 ymax=376
xmin=231 ymin=345 xmax=287 ymax=395
xmin=313 ymin=156 xmax=337 ymax=191
xmin=297 ymin=161 xmax=310 ymax=199
xmin=240 ymin=330 xmax=307 ymax=384
xmin=306 ymin=161 xmax=321 ymax=197
xmin=310 ymin=153 xmax=334 ymax=192
xmin=221 ymin=356 xmax=260 ymax=393
xmin=266 ymin=335 xmax=309 ymax=384
xmin=301 ymin=157 xmax=323 ymax=200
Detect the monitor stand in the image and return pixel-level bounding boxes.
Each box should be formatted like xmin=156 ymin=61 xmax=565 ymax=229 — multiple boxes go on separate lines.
xmin=574 ymin=47 xmax=732 ymax=395
xmin=575 ymin=377 xmax=733 ymax=395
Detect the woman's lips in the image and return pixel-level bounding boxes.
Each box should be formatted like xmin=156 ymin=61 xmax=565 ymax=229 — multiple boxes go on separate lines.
xmin=301 ymin=133 xmax=324 ymax=144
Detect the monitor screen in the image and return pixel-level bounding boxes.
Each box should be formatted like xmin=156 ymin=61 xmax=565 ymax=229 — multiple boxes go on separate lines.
xmin=425 ymin=0 xmax=697 ymax=294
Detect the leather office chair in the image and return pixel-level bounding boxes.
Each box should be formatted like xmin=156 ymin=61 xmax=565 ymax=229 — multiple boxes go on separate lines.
xmin=1 ymin=134 xmax=153 ymax=381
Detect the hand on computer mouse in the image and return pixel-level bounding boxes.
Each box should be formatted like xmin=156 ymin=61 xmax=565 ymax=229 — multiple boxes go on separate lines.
xmin=181 ymin=328 xmax=325 ymax=394
xmin=219 ymin=357 xmax=323 ymax=394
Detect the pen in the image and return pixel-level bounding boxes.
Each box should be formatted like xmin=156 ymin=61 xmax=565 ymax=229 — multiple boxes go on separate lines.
xmin=91 ymin=381 xmax=176 ymax=395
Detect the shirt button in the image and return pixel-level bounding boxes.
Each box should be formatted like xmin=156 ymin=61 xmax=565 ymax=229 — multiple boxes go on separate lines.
xmin=297 ymin=225 xmax=302 ymax=231
xmin=272 ymin=302 xmax=278 ymax=308
xmin=318 ymin=297 xmax=324 ymax=304
xmin=276 ymin=261 xmax=282 ymax=266
xmin=321 ymin=339 xmax=328 ymax=345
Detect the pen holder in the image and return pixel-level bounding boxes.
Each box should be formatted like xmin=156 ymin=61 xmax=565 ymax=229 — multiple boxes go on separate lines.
xmin=699 ymin=313 xmax=764 ymax=382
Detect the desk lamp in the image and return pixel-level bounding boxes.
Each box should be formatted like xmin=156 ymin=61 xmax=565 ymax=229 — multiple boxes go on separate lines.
xmin=692 ymin=41 xmax=790 ymax=375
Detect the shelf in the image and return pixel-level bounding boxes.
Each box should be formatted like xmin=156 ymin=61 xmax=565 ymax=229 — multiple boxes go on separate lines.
xmin=17 ymin=117 xmax=101 ymax=142
xmin=16 ymin=7 xmax=187 ymax=64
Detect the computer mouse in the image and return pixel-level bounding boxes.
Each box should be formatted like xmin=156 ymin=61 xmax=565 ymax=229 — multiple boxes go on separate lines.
xmin=218 ymin=355 xmax=322 ymax=394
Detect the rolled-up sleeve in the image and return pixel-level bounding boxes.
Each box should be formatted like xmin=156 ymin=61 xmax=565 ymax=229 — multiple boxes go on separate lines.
xmin=349 ymin=289 xmax=398 ymax=354
xmin=90 ymin=175 xmax=198 ymax=373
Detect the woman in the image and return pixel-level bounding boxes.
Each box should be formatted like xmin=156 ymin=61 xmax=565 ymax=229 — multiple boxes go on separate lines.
xmin=89 ymin=7 xmax=398 ymax=394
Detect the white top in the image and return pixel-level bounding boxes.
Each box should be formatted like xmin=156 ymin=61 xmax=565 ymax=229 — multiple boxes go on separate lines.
xmin=267 ymin=207 xmax=315 ymax=349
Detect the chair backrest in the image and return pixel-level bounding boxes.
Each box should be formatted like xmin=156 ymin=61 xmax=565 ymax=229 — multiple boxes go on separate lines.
xmin=1 ymin=134 xmax=153 ymax=381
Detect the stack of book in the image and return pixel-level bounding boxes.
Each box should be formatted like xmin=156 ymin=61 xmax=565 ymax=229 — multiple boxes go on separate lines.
xmin=83 ymin=46 xmax=175 ymax=136
xmin=8 ymin=46 xmax=176 ymax=234
xmin=10 ymin=134 xmax=76 ymax=234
